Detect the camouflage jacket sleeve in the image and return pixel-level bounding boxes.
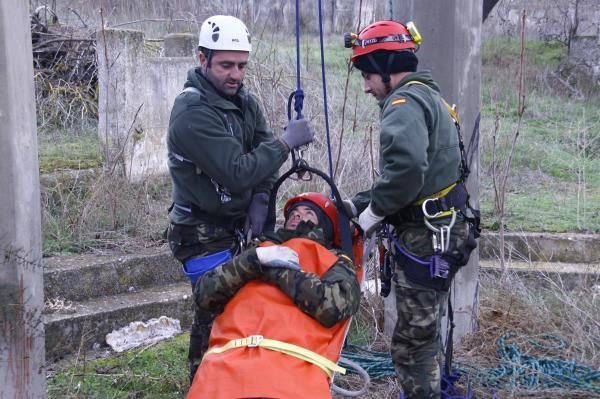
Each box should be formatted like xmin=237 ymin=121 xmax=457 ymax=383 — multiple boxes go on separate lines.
xmin=261 ymin=251 xmax=361 ymax=328
xmin=193 ymin=248 xmax=262 ymax=314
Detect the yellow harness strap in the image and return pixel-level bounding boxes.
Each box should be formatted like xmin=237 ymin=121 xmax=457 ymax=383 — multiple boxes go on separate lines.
xmin=402 ymin=80 xmax=461 ymax=219
xmin=206 ymin=335 xmax=346 ymax=379
xmin=404 ymin=80 xmax=460 ymax=125
xmin=413 ymin=183 xmax=457 ymax=206
xmin=411 ymin=183 xmax=457 ymax=219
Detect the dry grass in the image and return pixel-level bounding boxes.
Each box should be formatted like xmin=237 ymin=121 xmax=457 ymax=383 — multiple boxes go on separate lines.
xmin=456 ymin=269 xmax=600 ymax=398
xmin=42 ymin=171 xmax=171 ymax=255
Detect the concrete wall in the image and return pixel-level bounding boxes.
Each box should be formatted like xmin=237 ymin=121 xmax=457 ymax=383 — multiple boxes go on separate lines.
xmin=483 ymin=0 xmax=599 ymax=40
xmin=484 ymin=0 xmax=600 ymax=82
xmin=0 ymin=1 xmax=46 ymax=396
xmin=97 ymin=29 xmax=196 ymax=180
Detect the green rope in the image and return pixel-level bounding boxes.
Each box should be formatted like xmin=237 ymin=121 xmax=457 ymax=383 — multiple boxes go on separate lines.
xmin=461 ymin=332 xmax=600 ymax=394
xmin=341 ymin=345 xmax=395 ymax=380
xmin=342 ymin=333 xmax=600 ymax=394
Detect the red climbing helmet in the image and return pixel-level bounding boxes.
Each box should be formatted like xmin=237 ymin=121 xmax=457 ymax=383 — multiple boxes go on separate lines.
xmin=284 ymin=192 xmax=340 ymax=244
xmin=345 ymin=20 xmax=421 ymax=62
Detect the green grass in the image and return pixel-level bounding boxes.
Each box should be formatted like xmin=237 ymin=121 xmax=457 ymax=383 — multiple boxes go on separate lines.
xmin=479 ymin=38 xmax=600 ymax=232
xmin=480 ymin=179 xmax=600 ymax=232
xmin=47 ymin=334 xmax=189 ymax=398
xmin=38 ymin=129 xmax=102 ymax=173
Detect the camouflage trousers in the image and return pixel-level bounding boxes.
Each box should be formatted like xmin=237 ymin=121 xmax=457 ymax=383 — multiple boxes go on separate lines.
xmin=391 ymin=269 xmax=449 ymax=399
xmin=389 ymin=219 xmax=472 ymax=398
xmin=166 ymin=222 xmax=238 ymax=383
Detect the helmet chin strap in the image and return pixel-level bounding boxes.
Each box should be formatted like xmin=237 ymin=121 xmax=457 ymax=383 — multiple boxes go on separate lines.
xmin=366 ymin=53 xmax=395 ymax=93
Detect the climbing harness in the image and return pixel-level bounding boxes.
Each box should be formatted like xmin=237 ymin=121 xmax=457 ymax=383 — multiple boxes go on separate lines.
xmin=366 ymin=80 xmax=481 ymax=397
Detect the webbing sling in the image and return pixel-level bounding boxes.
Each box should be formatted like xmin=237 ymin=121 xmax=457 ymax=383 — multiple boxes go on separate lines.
xmin=206 ymin=335 xmax=347 ymax=379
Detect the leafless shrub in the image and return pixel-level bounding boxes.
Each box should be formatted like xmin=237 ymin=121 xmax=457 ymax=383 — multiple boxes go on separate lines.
xmin=490 ymin=10 xmax=527 ymax=272
xmin=31 ymin=16 xmax=97 ymax=132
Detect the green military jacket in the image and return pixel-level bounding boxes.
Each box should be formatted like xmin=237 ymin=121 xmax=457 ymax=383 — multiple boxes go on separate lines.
xmin=167 ymin=68 xmax=289 ymax=226
xmin=353 ymin=71 xmax=461 ymax=217
xmin=194 ymin=223 xmax=361 ymax=328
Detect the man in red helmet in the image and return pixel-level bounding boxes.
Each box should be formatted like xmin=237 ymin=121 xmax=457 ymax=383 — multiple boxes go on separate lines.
xmin=186 ymin=192 xmax=362 ymax=398
xmin=343 ymin=20 xmax=478 ymax=398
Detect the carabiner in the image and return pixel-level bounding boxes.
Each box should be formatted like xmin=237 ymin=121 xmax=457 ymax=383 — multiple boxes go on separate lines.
xmin=422 ymin=198 xmax=445 ymax=219
xmin=424 ymin=209 xmax=456 ymax=253
xmin=424 ymin=209 xmax=456 ymax=233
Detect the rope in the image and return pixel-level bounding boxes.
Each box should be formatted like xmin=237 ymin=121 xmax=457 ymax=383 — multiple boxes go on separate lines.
xmin=341 ymin=345 xmax=395 ymax=380
xmin=340 ymin=346 xmax=470 ymax=398
xmin=342 ymin=333 xmax=600 ymax=396
xmin=317 ymin=0 xmax=334 ymax=179
xmin=331 ymin=356 xmax=371 ymax=397
xmin=292 ymin=0 xmax=304 ymax=120
xmin=459 ymin=332 xmax=600 ymax=394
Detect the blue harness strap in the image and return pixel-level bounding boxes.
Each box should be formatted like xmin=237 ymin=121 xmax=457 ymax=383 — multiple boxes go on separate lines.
xmin=183 ymin=249 xmax=233 ymax=284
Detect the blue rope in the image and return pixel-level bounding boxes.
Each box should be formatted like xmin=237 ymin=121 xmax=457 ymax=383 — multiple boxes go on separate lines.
xmin=292 ymin=0 xmax=303 ymax=120
xmin=317 ymin=0 xmax=334 ymax=179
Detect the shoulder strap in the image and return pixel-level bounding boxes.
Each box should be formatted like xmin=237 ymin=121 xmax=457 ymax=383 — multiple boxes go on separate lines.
xmin=182 ymin=86 xmax=202 ymax=95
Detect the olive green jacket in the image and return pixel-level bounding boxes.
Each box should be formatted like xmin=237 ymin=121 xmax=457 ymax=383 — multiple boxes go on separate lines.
xmin=194 ymin=224 xmax=361 ymax=328
xmin=353 ymin=71 xmax=461 ymax=216
xmin=167 ymin=68 xmax=289 ymax=226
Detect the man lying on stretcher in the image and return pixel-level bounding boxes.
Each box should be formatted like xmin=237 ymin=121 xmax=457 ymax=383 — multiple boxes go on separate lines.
xmin=187 ymin=192 xmax=362 ymax=399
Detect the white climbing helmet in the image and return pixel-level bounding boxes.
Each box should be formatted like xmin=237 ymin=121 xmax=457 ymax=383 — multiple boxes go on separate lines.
xmin=198 ymin=15 xmax=252 ymax=52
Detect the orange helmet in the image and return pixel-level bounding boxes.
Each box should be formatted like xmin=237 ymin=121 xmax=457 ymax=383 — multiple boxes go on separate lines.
xmin=284 ymin=192 xmax=340 ymax=245
xmin=345 ymin=20 xmax=421 ymax=63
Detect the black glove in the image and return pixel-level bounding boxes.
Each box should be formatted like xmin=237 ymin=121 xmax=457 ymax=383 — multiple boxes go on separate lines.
xmin=244 ymin=192 xmax=269 ymax=235
xmin=281 ymin=119 xmax=315 ymax=150
xmin=341 ymin=199 xmax=357 ymax=218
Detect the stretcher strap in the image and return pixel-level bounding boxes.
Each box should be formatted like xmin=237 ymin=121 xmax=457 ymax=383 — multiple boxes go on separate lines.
xmin=206 ymin=335 xmax=346 ymax=378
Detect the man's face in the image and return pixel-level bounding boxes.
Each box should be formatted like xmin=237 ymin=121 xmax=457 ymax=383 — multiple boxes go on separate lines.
xmin=284 ymin=205 xmax=319 ymax=230
xmin=199 ymin=50 xmax=249 ymax=96
xmin=361 ymin=71 xmax=388 ymax=101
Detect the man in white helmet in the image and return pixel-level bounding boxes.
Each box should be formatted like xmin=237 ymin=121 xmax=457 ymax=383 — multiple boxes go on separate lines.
xmin=165 ymin=15 xmax=316 ymax=382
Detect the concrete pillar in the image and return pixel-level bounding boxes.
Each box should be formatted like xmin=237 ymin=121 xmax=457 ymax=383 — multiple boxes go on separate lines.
xmin=386 ymin=1 xmax=482 ymax=341
xmin=163 ymin=33 xmax=197 ymax=57
xmin=97 ymin=28 xmax=145 ymax=176
xmin=0 ymin=1 xmax=46 ymax=397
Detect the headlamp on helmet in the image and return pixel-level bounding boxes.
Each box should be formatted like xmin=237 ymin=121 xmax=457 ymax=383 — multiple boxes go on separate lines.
xmin=344 ymin=20 xmax=421 ymax=62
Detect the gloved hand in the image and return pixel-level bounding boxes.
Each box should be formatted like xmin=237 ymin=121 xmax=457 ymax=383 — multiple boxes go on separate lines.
xmin=342 ymin=199 xmax=358 ymax=218
xmin=281 ymin=119 xmax=315 ymax=150
xmin=256 ymin=246 xmax=301 ymax=270
xmin=358 ymin=204 xmax=385 ymax=236
xmin=244 ymin=192 xmax=269 ymax=236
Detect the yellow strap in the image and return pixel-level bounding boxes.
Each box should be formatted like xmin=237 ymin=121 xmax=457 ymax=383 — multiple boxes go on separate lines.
xmin=402 ymin=80 xmax=461 ymax=215
xmin=413 ymin=182 xmax=457 ymax=206
xmin=404 ymin=80 xmax=460 ymax=124
xmin=206 ymin=335 xmax=346 ymax=379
